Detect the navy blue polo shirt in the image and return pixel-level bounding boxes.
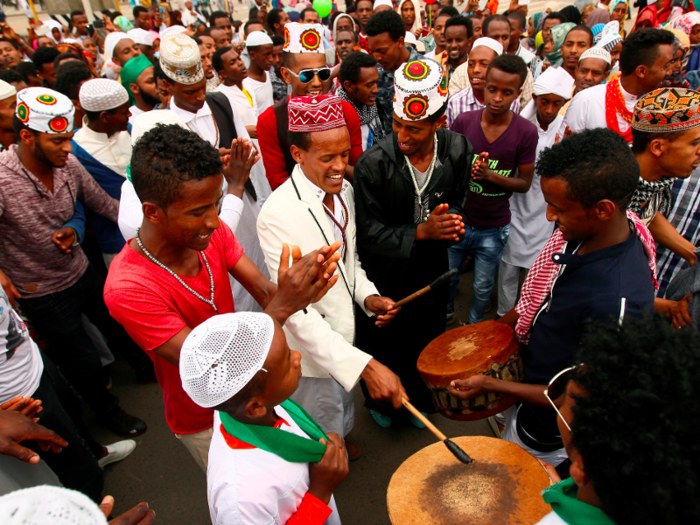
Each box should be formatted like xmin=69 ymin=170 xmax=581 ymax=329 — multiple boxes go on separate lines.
xmin=518 ymin=224 xmax=655 ymax=443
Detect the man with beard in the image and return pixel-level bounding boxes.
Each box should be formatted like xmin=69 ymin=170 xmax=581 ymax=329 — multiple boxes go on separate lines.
xmin=437 ymin=17 xmax=473 ymax=85
xmin=559 ymin=47 xmax=611 ymax=119
xmin=354 ymin=58 xmax=471 ymax=428
xmin=0 ymin=88 xmax=152 ymax=437
xmin=423 ymin=8 xmax=458 ymax=59
xmin=337 ymin=51 xmax=385 ymax=151
xmin=336 ymin=29 xmax=359 ymax=64
xmin=209 ymin=11 xmax=234 ymax=43
xmin=120 ymin=55 xmax=160 ymax=124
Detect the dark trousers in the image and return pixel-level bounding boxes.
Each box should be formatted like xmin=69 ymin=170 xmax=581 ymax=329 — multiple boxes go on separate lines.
xmin=25 ymin=356 xmax=104 ymax=503
xmin=18 ymin=265 xmax=151 ymax=415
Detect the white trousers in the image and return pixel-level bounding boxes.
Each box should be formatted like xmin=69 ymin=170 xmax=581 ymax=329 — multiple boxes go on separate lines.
xmin=290 ymin=376 xmax=355 ymax=438
xmin=175 ymin=427 xmax=214 ymax=473
xmin=497 ymin=260 xmax=527 ymax=317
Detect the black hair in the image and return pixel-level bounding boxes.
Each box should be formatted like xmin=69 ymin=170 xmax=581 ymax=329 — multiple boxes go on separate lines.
xmin=55 ymin=60 xmax=91 ymax=79
xmin=300 ymin=6 xmax=318 ymax=22
xmin=566 ymin=24 xmax=594 ymax=47
xmin=214 ymin=367 xmax=269 ymax=413
xmin=13 ymin=114 xmax=34 ymax=137
xmin=545 ymin=11 xmax=566 ymax=24
xmin=16 ymin=61 xmax=36 ymax=80
xmin=571 ymin=315 xmax=700 ymax=525
xmin=267 ymin=7 xmax=284 ymax=28
xmin=444 ymin=16 xmax=473 ymax=39
xmin=0 ymin=69 xmax=25 ymax=85
xmin=336 ymin=28 xmax=358 ymax=44
xmin=53 ymin=63 xmax=92 ymax=100
xmin=0 ymin=38 xmax=19 ymax=51
xmin=346 ymin=3 xmax=357 ymax=13
xmin=70 ymin=9 xmax=84 ymax=21
xmin=271 ymin=34 xmax=284 ymax=47
xmin=620 ymin=28 xmax=675 ymax=77
xmin=427 ymin=101 xmax=448 ymax=123
xmin=506 ymin=10 xmax=526 ymax=31
xmin=53 ymin=53 xmax=81 ymax=74
xmin=486 ymin=53 xmax=527 ymax=88
xmin=244 ymin=19 xmax=263 ymax=35
xmin=631 ymin=127 xmax=688 ymax=154
xmin=248 ymin=7 xmax=259 ymax=20
xmin=536 ymin=128 xmax=638 ymax=209
xmin=289 ymin=131 xmax=312 ymax=151
xmin=212 ymin=46 xmax=232 ymax=74
xmin=339 ymin=50 xmax=377 ymax=85
xmin=133 ymin=6 xmax=148 ymax=19
xmin=437 ymin=6 xmax=460 ymax=18
xmin=131 ymin=124 xmax=224 ymax=210
xmin=209 ymin=10 xmax=230 ymax=26
xmin=365 ymin=10 xmax=405 ymax=41
xmin=483 ymin=14 xmax=511 ymax=35
xmin=193 ymin=36 xmax=204 ymax=46
xmin=153 ymin=60 xmax=169 ymax=82
xmin=282 ymin=51 xmax=295 ymax=68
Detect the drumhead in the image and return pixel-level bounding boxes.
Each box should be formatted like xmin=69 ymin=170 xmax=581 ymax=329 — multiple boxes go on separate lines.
xmin=387 ymin=436 xmax=552 ymax=525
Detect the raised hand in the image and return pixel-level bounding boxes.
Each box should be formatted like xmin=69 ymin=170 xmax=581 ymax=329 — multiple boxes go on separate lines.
xmin=223 ymin=138 xmax=260 ymax=197
xmin=416 ymin=203 xmax=465 ymax=242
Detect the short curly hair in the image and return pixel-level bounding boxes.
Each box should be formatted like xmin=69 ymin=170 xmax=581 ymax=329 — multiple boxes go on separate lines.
xmin=365 ymin=10 xmax=405 ymax=41
xmin=571 ymin=315 xmax=700 ymax=525
xmin=535 ymin=128 xmax=638 ymax=209
xmin=131 ymin=124 xmax=223 ymax=210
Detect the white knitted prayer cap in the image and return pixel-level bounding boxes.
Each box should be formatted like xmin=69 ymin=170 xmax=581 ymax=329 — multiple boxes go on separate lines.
xmin=0 ymin=79 xmax=16 ymax=101
xmin=180 ymin=312 xmax=275 ymax=408
xmin=471 ymin=37 xmax=503 ymax=56
xmin=79 ymin=79 xmax=129 ymax=112
xmin=579 ymin=46 xmax=612 ymax=65
xmin=246 ymin=30 xmax=273 ymax=47
xmin=160 ymin=25 xmax=188 ymax=38
xmin=127 ymin=28 xmax=153 ymax=46
xmin=374 ymin=0 xmax=393 ymax=9
xmin=0 ymin=486 xmax=108 ymax=525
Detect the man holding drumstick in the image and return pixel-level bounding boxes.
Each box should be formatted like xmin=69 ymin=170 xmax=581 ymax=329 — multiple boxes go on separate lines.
xmin=449 ymin=129 xmax=656 ymax=471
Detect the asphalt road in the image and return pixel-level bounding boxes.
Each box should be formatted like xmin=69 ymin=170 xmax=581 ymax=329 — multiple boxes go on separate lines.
xmin=87 ymin=267 xmax=507 ymax=524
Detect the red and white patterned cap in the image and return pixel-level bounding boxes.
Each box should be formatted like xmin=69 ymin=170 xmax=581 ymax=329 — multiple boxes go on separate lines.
xmin=283 ymin=23 xmax=325 ymax=54
xmin=288 ymin=94 xmax=347 ymax=132
xmin=16 ymin=87 xmax=74 ymax=134
xmin=393 ymin=58 xmax=448 ymax=121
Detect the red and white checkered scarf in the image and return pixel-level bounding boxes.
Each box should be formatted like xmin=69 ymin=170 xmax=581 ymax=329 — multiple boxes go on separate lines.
xmin=514 ymin=211 xmax=658 ymax=344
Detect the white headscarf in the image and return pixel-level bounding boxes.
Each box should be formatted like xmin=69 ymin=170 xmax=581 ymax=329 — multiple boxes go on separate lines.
xmin=398 ymin=0 xmax=422 ymax=37
xmin=103 ymin=32 xmax=131 ymax=62
xmin=521 ymin=66 xmax=575 ymax=120
xmin=43 ymin=20 xmax=64 ymax=44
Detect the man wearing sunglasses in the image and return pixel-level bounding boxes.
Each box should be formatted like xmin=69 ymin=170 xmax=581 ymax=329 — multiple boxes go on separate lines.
xmin=536 ymin=316 xmax=699 ymax=525
xmin=257 ymin=23 xmax=364 ymax=191
xmin=449 ymin=129 xmax=656 ymax=469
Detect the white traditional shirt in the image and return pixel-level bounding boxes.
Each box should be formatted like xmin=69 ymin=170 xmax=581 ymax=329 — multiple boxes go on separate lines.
xmin=171 ymin=98 xmax=218 ymax=147
xmin=501 ymin=105 xmax=561 ymax=269
xmin=72 ymin=118 xmax=132 ymax=177
xmin=207 ymin=408 xmax=342 ymax=525
xmin=128 ymin=105 xmax=145 ymax=125
xmin=304 ymin=175 xmax=348 ymax=257
xmin=215 ymin=83 xmax=259 ymax=147
xmin=243 ymin=72 xmax=274 ymax=115
xmin=564 ymin=81 xmax=637 ymax=134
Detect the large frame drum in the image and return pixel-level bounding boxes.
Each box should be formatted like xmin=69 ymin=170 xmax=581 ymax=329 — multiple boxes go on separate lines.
xmin=387 ymin=436 xmax=552 ymax=524
xmin=418 ymin=321 xmax=524 ymax=421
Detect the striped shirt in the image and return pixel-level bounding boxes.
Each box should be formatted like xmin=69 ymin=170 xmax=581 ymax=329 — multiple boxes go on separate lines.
xmin=446 ymin=86 xmax=520 ymax=128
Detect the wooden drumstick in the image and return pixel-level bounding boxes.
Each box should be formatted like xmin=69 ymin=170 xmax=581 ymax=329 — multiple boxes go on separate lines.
xmin=402 ymin=397 xmax=473 ymax=464
xmin=393 ymin=268 xmax=459 ymax=309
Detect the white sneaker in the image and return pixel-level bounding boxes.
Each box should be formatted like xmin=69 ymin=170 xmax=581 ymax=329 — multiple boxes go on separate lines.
xmin=98 ymin=439 xmax=137 ymax=468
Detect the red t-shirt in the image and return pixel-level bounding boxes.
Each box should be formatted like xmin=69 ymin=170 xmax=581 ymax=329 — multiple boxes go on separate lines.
xmin=104 ymin=223 xmax=244 ymax=434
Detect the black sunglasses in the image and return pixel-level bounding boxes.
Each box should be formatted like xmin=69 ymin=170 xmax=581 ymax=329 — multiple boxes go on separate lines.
xmin=288 ymin=67 xmax=332 ymax=84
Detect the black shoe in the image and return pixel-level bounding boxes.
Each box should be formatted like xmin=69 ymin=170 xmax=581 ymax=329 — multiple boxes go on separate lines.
xmin=134 ymin=364 xmax=157 ymax=385
xmin=97 ymin=406 xmax=147 ymax=438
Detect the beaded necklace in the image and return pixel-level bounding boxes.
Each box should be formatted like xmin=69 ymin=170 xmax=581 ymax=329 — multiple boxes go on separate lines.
xmin=403 ymin=133 xmax=439 ymax=223
xmin=135 ymin=229 xmax=219 ymax=313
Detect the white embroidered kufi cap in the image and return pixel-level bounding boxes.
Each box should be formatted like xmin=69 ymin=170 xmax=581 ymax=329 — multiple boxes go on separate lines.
xmin=180 ymin=312 xmax=275 ymax=408
xmin=16 ymin=87 xmax=74 ymax=134
xmin=0 ymin=79 xmax=16 ymax=101
xmin=79 ymin=78 xmax=129 ymax=112
xmin=0 ymin=486 xmax=108 ymax=525
xmin=159 ymin=33 xmax=204 ymax=85
xmin=127 ymin=28 xmax=153 ymax=46
xmin=283 ymin=23 xmax=326 ymax=53
xmin=393 ymin=58 xmax=448 ymax=121
xmin=246 ymin=30 xmax=274 ymax=47
xmin=579 ymin=46 xmax=612 ymax=65
xmin=471 ymin=37 xmax=503 ymax=56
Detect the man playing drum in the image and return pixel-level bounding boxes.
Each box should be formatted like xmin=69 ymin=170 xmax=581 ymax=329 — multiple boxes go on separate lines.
xmin=449 ymin=129 xmax=656 ymax=470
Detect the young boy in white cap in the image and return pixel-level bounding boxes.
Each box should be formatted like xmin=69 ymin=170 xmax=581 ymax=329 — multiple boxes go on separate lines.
xmin=243 ymin=31 xmax=274 ymax=115
xmin=497 ymin=66 xmax=574 ymax=317
xmin=72 ymin=78 xmax=132 ymax=268
xmin=180 ymin=312 xmax=347 ymax=525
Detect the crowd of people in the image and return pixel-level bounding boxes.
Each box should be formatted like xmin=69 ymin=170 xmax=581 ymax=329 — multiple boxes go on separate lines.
xmin=0 ymin=0 xmax=698 ymax=524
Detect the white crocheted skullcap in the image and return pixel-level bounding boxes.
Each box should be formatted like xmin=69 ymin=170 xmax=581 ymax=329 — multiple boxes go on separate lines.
xmin=0 ymin=486 xmax=108 ymax=525
xmin=160 ymin=25 xmax=188 ymax=39
xmin=0 ymin=79 xmax=16 ymax=101
xmin=127 ymin=28 xmax=153 ymax=46
xmin=246 ymin=30 xmax=273 ymax=47
xmin=180 ymin=312 xmax=275 ymax=408
xmin=79 ymin=78 xmax=129 ymax=112
xmin=579 ymin=46 xmax=612 ymax=65
xmin=471 ymin=37 xmax=503 ymax=56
